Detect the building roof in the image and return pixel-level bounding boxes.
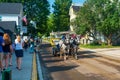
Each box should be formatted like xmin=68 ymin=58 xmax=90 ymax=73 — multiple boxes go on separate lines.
xmin=72 ymin=6 xmax=80 ymax=12
xmin=0 ymin=3 xmax=22 ymax=14
xmin=0 ymin=21 xmax=17 ymax=34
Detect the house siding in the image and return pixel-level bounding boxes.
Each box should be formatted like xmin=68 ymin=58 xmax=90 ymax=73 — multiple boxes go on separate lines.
xmin=1 ymin=14 xmax=18 ymax=25
xmin=0 ymin=3 xmax=23 ymax=34
xmin=0 ymin=14 xmax=22 ymax=30
xmin=69 ymin=4 xmax=80 ymax=31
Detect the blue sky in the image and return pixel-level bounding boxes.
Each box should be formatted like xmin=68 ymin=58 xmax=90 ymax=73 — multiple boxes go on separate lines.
xmin=48 ymin=0 xmax=86 ymax=12
xmin=71 ymin=0 xmax=85 ymax=5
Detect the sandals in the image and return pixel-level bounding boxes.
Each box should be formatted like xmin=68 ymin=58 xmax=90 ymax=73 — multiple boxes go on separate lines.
xmin=16 ymin=67 xmax=22 ymax=70
xmin=9 ymin=64 xmax=13 ymax=66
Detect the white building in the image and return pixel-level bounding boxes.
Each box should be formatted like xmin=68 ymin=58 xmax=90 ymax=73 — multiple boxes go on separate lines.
xmin=69 ymin=4 xmax=80 ymax=31
xmin=0 ymin=3 xmax=23 ymax=34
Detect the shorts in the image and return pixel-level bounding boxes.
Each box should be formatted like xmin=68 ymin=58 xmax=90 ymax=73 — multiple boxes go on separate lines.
xmin=15 ymin=50 xmax=23 ymax=57
xmin=0 ymin=52 xmax=3 ymax=61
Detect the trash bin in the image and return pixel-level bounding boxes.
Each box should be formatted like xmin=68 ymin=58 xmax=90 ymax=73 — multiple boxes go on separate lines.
xmin=2 ymin=68 xmax=12 ymax=80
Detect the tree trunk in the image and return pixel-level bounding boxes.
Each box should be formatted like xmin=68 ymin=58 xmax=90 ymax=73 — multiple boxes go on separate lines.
xmin=107 ymin=38 xmax=112 ymax=46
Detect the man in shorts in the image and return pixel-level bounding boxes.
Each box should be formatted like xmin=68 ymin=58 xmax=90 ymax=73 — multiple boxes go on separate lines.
xmin=0 ymin=36 xmax=5 ymax=72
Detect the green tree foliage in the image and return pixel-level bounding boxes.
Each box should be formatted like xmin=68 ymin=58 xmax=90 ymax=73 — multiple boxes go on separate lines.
xmin=52 ymin=0 xmax=72 ymax=31
xmin=74 ymin=0 xmax=98 ymax=41
xmin=47 ymin=14 xmax=54 ymax=36
xmin=97 ymin=0 xmax=120 ymax=45
xmin=23 ymin=0 xmax=50 ymax=36
xmin=74 ymin=0 xmax=120 ymax=45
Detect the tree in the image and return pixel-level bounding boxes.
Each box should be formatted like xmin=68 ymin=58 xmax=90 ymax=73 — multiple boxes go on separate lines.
xmin=23 ymin=0 xmax=50 ymax=36
xmin=47 ymin=14 xmax=54 ymax=36
xmin=74 ymin=0 xmax=120 ymax=45
xmin=74 ymin=0 xmax=98 ymax=41
xmin=96 ymin=0 xmax=120 ymax=45
xmin=52 ymin=0 xmax=72 ymax=31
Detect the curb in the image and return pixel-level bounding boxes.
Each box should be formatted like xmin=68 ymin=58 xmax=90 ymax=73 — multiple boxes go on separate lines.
xmin=32 ymin=43 xmax=44 ymax=80
xmin=37 ymin=53 xmax=43 ymax=80
xmin=32 ymin=53 xmax=38 ymax=80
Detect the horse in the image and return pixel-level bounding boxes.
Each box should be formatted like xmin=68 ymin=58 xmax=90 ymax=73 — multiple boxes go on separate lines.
xmin=57 ymin=34 xmax=80 ymax=60
xmin=70 ymin=36 xmax=80 ymax=59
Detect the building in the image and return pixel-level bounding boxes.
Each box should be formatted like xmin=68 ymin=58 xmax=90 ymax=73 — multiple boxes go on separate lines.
xmin=0 ymin=3 xmax=23 ymax=34
xmin=69 ymin=4 xmax=80 ymax=31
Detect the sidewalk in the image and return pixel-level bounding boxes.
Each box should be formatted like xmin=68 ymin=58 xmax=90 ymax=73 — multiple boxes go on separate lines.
xmin=0 ymin=49 xmax=33 ymax=80
xmin=81 ymin=48 xmax=120 ymax=60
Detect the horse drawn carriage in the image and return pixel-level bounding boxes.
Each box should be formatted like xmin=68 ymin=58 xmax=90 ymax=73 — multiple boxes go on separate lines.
xmin=50 ymin=31 xmax=80 ymax=60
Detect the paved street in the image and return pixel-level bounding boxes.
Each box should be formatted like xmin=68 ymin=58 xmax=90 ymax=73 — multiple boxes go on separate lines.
xmin=84 ymin=48 xmax=120 ymax=59
xmin=38 ymin=43 xmax=120 ymax=80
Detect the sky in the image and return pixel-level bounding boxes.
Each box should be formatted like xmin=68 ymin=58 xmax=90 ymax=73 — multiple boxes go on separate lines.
xmin=48 ymin=0 xmax=86 ymax=12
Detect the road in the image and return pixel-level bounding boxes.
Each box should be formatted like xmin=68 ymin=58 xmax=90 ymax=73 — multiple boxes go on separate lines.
xmin=38 ymin=43 xmax=120 ymax=80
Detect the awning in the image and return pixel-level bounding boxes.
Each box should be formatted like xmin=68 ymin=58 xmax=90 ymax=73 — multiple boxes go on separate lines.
xmin=0 ymin=21 xmax=17 ymax=34
xmin=0 ymin=28 xmax=4 ymax=33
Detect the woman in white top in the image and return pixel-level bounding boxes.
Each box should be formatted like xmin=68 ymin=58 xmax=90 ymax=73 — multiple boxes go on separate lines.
xmin=15 ymin=35 xmax=24 ymax=70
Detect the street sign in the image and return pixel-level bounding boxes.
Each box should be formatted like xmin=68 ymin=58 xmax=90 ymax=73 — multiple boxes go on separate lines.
xmin=22 ymin=26 xmax=27 ymax=33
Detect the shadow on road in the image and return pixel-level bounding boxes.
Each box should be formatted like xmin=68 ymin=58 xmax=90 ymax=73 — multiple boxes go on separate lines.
xmin=47 ymin=65 xmax=78 ymax=72
xmin=77 ymin=50 xmax=102 ymax=59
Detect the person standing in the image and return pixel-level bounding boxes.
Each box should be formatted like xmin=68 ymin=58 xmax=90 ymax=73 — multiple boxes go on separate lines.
xmin=23 ymin=39 xmax=28 ymax=51
xmin=29 ymin=38 xmax=34 ymax=54
xmin=9 ymin=42 xmax=14 ymax=66
xmin=2 ymin=33 xmax=12 ymax=69
xmin=15 ymin=35 xmax=24 ymax=70
xmin=0 ymin=36 xmax=4 ymax=72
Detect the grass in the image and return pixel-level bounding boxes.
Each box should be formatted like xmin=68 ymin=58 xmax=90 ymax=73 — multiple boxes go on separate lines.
xmin=80 ymin=44 xmax=120 ymax=49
